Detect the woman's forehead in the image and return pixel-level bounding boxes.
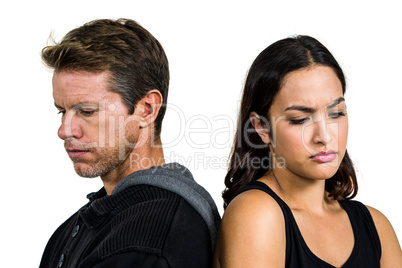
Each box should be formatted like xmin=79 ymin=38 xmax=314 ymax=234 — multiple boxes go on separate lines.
xmin=273 ymin=66 xmax=343 ymax=111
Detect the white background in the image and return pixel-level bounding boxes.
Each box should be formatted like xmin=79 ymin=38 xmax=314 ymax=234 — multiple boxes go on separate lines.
xmin=1 ymin=0 xmax=401 ymax=266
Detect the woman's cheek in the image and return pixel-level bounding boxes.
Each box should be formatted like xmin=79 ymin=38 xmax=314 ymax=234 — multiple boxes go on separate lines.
xmin=339 ymin=119 xmax=349 ymax=151
xmin=274 ymin=126 xmax=305 ymax=159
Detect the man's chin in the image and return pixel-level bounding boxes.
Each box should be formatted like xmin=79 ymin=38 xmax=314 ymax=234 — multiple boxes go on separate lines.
xmin=73 ymin=163 xmax=102 ymax=178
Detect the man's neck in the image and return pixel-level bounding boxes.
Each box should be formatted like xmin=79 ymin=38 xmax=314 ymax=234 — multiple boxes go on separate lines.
xmin=101 ymin=138 xmax=165 ymax=195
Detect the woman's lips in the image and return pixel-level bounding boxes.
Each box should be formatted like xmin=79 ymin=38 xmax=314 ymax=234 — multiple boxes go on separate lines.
xmin=310 ymin=150 xmax=337 ymax=163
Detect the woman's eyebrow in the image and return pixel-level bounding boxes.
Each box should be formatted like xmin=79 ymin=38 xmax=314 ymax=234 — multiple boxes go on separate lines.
xmin=284 ymin=105 xmax=315 ymax=113
xmin=284 ymin=97 xmax=345 ymax=112
xmin=327 ymin=97 xmax=345 ymax=109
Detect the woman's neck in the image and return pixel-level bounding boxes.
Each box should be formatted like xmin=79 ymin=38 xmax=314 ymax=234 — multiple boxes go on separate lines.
xmin=259 ymin=168 xmax=334 ymax=214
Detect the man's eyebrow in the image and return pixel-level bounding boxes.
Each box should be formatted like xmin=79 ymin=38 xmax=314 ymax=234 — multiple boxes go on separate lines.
xmin=54 ymin=102 xmax=98 ymax=110
xmin=54 ymin=103 xmax=63 ymax=109
xmin=327 ymin=97 xmax=345 ymax=109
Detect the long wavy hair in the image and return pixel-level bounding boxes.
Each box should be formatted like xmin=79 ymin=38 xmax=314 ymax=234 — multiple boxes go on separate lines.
xmin=223 ymin=35 xmax=357 ymax=208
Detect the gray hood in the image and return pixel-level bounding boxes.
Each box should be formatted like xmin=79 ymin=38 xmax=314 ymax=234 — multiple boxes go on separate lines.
xmin=112 ymin=162 xmax=221 ymax=249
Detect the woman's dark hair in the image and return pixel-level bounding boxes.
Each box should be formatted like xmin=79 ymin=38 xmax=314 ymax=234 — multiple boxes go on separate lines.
xmin=223 ymin=35 xmax=357 ymax=208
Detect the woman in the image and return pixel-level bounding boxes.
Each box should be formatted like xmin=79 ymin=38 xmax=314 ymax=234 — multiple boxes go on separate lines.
xmin=213 ymin=35 xmax=402 ymax=267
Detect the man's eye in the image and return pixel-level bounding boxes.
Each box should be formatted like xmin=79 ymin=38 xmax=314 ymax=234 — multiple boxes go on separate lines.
xmin=79 ymin=110 xmax=95 ymax=116
xmin=289 ymin=117 xmax=310 ymax=125
xmin=57 ymin=110 xmax=66 ymax=115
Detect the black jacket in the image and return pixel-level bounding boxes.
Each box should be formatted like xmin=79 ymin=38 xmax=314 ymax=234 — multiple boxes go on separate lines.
xmin=39 ymin=163 xmax=220 ymax=267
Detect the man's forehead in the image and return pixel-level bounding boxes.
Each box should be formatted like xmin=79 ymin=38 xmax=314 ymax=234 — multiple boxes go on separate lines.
xmin=52 ymin=70 xmax=112 ymax=104
xmin=52 ymin=70 xmax=110 ymax=87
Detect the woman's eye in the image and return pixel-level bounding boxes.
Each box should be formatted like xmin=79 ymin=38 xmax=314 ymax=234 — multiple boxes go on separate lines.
xmin=289 ymin=117 xmax=310 ymax=125
xmin=57 ymin=110 xmax=65 ymax=115
xmin=328 ymin=111 xmax=345 ymax=118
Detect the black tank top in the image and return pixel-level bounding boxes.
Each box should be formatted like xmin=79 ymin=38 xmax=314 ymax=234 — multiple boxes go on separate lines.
xmin=234 ymin=181 xmax=381 ymax=267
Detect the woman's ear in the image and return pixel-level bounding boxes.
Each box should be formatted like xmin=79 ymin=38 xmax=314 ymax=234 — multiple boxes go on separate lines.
xmin=249 ymin=111 xmax=271 ymax=144
xmin=139 ymin=89 xmax=163 ymax=128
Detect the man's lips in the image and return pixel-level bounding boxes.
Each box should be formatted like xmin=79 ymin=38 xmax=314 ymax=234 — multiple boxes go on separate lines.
xmin=66 ymin=148 xmax=91 ymax=158
xmin=310 ymin=150 xmax=337 ymax=163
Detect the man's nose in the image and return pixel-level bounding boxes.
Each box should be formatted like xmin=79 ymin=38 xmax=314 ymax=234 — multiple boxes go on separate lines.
xmin=57 ymin=112 xmax=82 ymax=140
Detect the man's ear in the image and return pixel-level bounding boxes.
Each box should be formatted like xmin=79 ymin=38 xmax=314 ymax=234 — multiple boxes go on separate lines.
xmin=139 ymin=89 xmax=163 ymax=128
xmin=249 ymin=111 xmax=271 ymax=144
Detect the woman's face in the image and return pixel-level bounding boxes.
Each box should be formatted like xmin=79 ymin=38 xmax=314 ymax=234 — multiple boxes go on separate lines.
xmin=267 ymin=65 xmax=348 ymax=181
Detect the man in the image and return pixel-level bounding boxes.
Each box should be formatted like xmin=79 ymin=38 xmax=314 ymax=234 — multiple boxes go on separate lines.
xmin=39 ymin=18 xmax=220 ymax=268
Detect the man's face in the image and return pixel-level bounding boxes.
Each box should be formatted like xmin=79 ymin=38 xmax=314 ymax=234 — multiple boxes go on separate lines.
xmin=53 ymin=70 xmax=141 ymax=178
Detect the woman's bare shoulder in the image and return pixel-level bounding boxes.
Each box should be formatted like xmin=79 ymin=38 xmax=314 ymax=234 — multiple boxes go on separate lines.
xmin=366 ymin=206 xmax=402 ymax=267
xmin=224 ymin=188 xmax=284 ymax=223
xmin=213 ymin=189 xmax=286 ymax=267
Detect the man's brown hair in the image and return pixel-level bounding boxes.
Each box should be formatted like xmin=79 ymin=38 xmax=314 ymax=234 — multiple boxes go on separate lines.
xmin=42 ymin=18 xmax=169 ymax=136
